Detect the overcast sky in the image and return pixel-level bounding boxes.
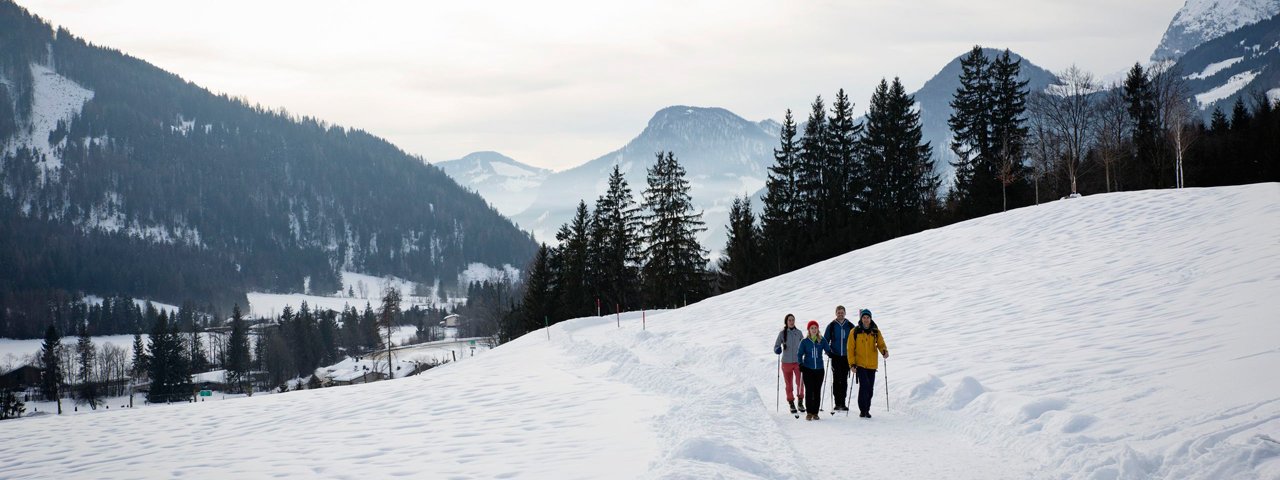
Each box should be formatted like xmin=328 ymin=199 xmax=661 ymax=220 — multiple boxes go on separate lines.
xmin=21 ymin=0 xmax=1183 ymax=171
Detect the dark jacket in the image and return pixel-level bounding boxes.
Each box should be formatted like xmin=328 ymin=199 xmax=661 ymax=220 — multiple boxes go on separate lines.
xmin=824 ymin=319 xmax=854 ymax=357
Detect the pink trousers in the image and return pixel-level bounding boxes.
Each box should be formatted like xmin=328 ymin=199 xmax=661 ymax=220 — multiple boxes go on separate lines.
xmin=781 ymin=362 xmax=804 ymax=402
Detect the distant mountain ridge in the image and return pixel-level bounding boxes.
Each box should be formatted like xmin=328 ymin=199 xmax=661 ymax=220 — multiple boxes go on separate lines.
xmin=510 ymin=105 xmax=779 ymax=250
xmin=434 ymin=151 xmax=551 ymax=217
xmin=1152 ymin=0 xmax=1280 ymax=61
xmin=1171 ymin=13 xmax=1280 ymax=115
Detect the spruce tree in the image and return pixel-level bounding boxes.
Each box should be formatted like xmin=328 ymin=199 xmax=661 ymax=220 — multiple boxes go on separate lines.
xmin=516 ymin=244 xmax=557 ymax=339
xmin=75 ymin=323 xmax=101 ymax=409
xmin=988 ymin=50 xmax=1030 ymax=211
xmin=862 ymin=78 xmax=938 ymax=242
xmin=640 ymin=152 xmax=709 ymax=308
xmin=554 ymin=201 xmax=593 ymax=318
xmin=226 ymin=304 xmax=251 ymax=393
xmin=130 ymin=331 xmax=148 ymax=380
xmin=795 ymin=96 xmax=827 ymax=243
xmin=948 ymin=46 xmax=994 ymax=217
xmin=761 ymin=109 xmax=801 ymax=277
xmin=1123 ymin=63 xmax=1162 ymax=188
xmin=718 ymin=195 xmax=762 ymax=292
xmin=824 ymin=88 xmax=864 ymax=254
xmin=587 ymin=166 xmax=642 ymax=312
xmin=39 ymin=325 xmax=63 ymax=414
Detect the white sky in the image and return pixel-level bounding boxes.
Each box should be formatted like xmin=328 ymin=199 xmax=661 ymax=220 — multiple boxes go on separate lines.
xmin=20 ymin=0 xmax=1183 ymax=171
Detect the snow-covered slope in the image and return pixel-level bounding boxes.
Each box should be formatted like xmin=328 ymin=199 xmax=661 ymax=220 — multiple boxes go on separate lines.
xmin=3 ymin=184 xmax=1278 ymax=479
xmin=2 ymin=63 xmax=94 ymax=184
xmin=1152 ymin=0 xmax=1280 ymax=61
xmin=434 ymin=151 xmax=552 ymax=217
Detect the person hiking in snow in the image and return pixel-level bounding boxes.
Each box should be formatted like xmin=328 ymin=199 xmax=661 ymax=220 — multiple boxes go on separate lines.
xmin=823 ymin=306 xmax=855 ymax=412
xmin=796 ymin=320 xmax=828 ymax=421
xmin=847 ymin=309 xmax=889 ymax=418
xmin=773 ymin=314 xmax=804 ymax=415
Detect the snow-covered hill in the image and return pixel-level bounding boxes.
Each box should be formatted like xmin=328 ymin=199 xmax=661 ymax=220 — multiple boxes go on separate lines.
xmin=1152 ymin=0 xmax=1280 ymax=61
xmin=434 ymin=151 xmax=552 ymax=217
xmin=3 ymin=184 xmax=1277 ymax=479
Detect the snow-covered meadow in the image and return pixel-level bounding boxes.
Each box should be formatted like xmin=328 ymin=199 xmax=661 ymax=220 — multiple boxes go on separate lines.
xmin=1 ymin=184 xmax=1277 ymax=479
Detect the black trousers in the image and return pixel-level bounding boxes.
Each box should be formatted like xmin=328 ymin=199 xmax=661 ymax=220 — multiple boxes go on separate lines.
xmin=856 ymin=366 xmax=877 ymax=414
xmin=801 ymin=366 xmax=825 ymax=414
xmin=830 ymin=355 xmax=850 ymax=408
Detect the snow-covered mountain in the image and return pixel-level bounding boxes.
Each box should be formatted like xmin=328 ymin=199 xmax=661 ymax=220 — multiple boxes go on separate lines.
xmin=434 ymin=151 xmax=552 ymax=217
xmin=1152 ymin=0 xmax=1280 ymax=61
xmin=511 ymin=106 xmax=778 ymax=251
xmin=1172 ymin=13 xmax=1280 ymax=114
xmin=4 ymin=183 xmax=1276 ymax=478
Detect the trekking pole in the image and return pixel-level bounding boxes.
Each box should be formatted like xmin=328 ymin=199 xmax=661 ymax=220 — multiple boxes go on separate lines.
xmin=847 ymin=365 xmax=854 ymax=417
xmin=880 ymin=358 xmax=890 ymax=414
xmin=775 ymin=353 xmax=781 ymax=413
xmin=819 ymin=357 xmax=829 ymax=414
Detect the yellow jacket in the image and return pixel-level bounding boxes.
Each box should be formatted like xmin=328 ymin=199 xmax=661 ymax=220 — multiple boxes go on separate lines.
xmin=846 ymin=323 xmax=888 ymax=370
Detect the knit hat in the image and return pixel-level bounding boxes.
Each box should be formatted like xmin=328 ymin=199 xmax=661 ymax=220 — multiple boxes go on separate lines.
xmin=859 ymin=309 xmax=872 ymax=319
xmin=806 ymin=320 xmax=820 ymax=330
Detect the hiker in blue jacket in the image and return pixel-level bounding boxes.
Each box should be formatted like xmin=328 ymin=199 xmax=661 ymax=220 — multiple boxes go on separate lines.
xmin=796 ymin=320 xmax=828 ymax=421
xmin=823 ymin=306 xmax=855 ymax=412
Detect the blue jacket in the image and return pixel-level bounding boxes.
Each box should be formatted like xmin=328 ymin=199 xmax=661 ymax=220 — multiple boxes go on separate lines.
xmin=796 ymin=336 xmax=828 ymax=370
xmin=824 ymin=319 xmax=854 ymax=357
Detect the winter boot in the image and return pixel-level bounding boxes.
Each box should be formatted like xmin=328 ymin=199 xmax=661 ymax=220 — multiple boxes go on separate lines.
xmin=788 ymin=400 xmax=797 ymax=414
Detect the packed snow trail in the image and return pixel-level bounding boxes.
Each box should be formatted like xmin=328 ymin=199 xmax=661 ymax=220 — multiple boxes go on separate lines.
xmin=2 ymin=184 xmax=1278 ymax=479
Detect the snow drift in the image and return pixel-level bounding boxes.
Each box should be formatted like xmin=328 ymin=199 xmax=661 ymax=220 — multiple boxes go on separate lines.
xmin=2 ymin=184 xmax=1278 ymax=479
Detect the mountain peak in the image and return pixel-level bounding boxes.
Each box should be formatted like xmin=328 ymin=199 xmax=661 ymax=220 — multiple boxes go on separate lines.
xmin=1151 ymin=0 xmax=1280 ymax=61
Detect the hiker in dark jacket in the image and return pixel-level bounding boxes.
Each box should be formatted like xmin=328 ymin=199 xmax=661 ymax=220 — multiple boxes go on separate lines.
xmin=796 ymin=320 xmax=828 ymax=421
xmin=823 ymin=306 xmax=855 ymax=412
xmin=847 ymin=309 xmax=889 ymax=418
xmin=773 ymin=314 xmax=805 ymax=414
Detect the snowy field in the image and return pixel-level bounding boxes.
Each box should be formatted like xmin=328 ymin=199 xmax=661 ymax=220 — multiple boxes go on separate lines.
xmin=246 ymin=267 xmax=517 ymax=318
xmin=2 ymin=184 xmax=1277 ymax=479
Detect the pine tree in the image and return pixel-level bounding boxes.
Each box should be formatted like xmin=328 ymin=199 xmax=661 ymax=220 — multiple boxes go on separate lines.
xmin=718 ymin=195 xmax=762 ymax=292
xmin=761 ymin=109 xmax=801 ymax=276
xmin=640 ymin=152 xmax=709 ymax=308
xmin=862 ymin=78 xmax=939 ymax=242
xmin=587 ymin=166 xmax=642 ymax=312
xmin=1123 ymin=63 xmax=1162 ymax=188
xmin=378 ymin=287 xmax=402 ymax=379
xmin=795 ymin=96 xmax=827 ymax=243
xmin=39 ymin=325 xmax=63 ymax=414
xmin=146 ymin=311 xmax=190 ymax=403
xmin=514 ymin=244 xmax=557 ymax=340
xmin=987 ymin=50 xmax=1031 ymax=211
xmin=824 ymin=88 xmax=865 ymax=254
xmin=130 ymin=331 xmax=148 ymax=380
xmin=226 ymin=304 xmax=251 ymax=393
xmin=75 ymin=322 xmax=101 ymax=410
xmin=948 ymin=46 xmax=994 ymax=217
xmin=554 ymin=201 xmax=593 ymax=318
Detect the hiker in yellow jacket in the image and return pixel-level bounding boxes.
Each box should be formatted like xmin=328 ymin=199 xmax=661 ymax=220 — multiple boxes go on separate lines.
xmin=846 ymin=309 xmax=888 ymax=418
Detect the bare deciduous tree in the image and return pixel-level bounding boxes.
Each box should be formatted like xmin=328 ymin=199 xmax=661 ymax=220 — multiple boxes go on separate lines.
xmin=1032 ymin=65 xmax=1097 ymax=195
xmin=1151 ymin=64 xmax=1196 ymax=188
xmin=1093 ymin=85 xmax=1132 ymax=193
